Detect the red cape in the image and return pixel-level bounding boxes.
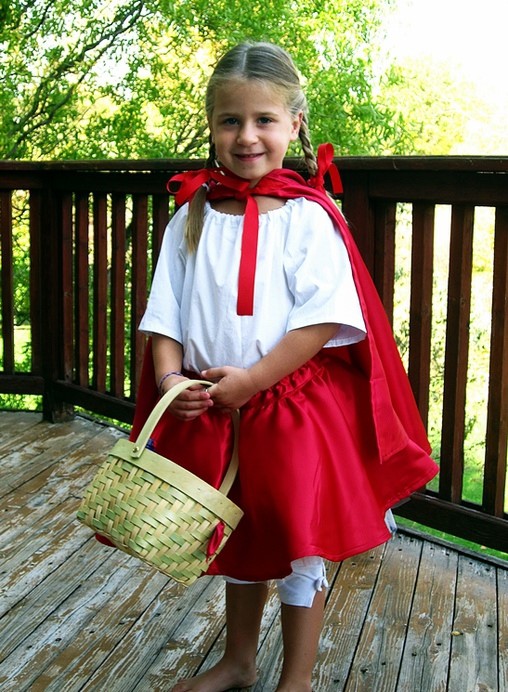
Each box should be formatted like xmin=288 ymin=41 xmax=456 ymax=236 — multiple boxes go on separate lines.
xmin=136 ymin=145 xmax=431 ymax=463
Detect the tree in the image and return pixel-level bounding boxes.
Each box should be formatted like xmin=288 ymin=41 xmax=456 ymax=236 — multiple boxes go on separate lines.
xmin=0 ymin=0 xmax=149 ymax=158
xmin=1 ymin=0 xmax=411 ymax=161
xmin=379 ymin=58 xmax=476 ymax=155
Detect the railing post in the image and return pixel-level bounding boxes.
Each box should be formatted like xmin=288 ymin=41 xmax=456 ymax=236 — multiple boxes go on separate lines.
xmin=373 ymin=200 xmax=397 ymax=323
xmin=0 ymin=191 xmax=15 ymax=374
xmin=29 ymin=190 xmax=43 ymax=376
xmin=439 ymin=204 xmax=475 ymax=503
xmin=408 ymin=203 xmax=435 ymax=427
xmin=483 ymin=206 xmax=508 ymax=515
xmin=40 ymin=182 xmax=74 ymax=422
xmin=340 ymin=170 xmax=376 ymax=276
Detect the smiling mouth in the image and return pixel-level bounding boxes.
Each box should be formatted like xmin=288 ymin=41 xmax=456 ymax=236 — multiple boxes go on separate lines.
xmin=235 ymin=153 xmax=263 ymax=160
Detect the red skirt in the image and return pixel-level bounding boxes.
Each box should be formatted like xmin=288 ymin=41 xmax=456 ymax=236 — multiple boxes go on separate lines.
xmin=134 ymin=350 xmax=438 ymax=581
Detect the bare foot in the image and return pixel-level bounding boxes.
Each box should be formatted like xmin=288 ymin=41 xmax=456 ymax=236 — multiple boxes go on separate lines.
xmin=171 ymin=657 xmax=257 ymax=692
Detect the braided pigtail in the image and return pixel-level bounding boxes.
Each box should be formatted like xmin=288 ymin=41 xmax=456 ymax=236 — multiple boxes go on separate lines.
xmin=184 ymin=139 xmax=216 ymax=253
xmin=206 ymin=141 xmax=217 ymax=168
xmin=298 ymin=115 xmax=318 ymax=177
xmin=185 ymin=187 xmax=207 ymax=254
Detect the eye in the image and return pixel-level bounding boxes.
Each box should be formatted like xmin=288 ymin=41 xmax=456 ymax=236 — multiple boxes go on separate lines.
xmin=222 ymin=117 xmax=239 ymax=126
xmin=258 ymin=116 xmax=273 ymax=124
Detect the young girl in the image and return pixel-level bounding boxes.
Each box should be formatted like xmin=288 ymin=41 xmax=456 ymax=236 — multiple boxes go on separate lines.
xmin=133 ymin=42 xmax=438 ymax=692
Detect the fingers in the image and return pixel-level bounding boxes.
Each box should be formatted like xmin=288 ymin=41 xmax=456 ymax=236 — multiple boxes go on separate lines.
xmin=169 ymin=385 xmax=213 ymax=421
xmin=201 ymin=367 xmax=227 ymax=382
xmin=202 ymin=369 xmax=256 ymax=410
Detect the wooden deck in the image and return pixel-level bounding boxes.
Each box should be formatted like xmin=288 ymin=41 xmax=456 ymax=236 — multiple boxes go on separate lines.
xmin=1 ymin=411 xmax=507 ymax=692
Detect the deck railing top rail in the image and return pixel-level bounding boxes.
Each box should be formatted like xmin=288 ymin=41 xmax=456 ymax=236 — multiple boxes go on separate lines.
xmin=1 ymin=155 xmax=508 ymax=170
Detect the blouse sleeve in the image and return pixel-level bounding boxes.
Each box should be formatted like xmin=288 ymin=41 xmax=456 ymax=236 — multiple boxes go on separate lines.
xmin=285 ymin=201 xmax=366 ymax=346
xmin=138 ymin=205 xmax=188 ymax=343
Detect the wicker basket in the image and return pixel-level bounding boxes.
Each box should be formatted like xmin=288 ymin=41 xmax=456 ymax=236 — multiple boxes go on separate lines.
xmin=77 ymin=379 xmax=243 ymax=585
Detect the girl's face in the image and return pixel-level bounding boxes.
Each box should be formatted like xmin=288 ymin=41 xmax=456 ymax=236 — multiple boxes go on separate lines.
xmin=208 ymin=79 xmax=302 ymax=185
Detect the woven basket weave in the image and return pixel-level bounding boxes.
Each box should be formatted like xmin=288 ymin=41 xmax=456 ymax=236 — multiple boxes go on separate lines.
xmin=77 ymin=379 xmax=243 ymax=585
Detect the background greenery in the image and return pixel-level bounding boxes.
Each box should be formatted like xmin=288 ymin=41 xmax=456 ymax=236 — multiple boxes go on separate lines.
xmin=0 ymin=0 xmax=488 ymax=161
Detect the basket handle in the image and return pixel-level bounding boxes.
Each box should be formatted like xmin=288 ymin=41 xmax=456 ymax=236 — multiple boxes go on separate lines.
xmin=132 ymin=379 xmax=213 ymax=454
xmin=132 ymin=378 xmax=240 ymax=497
xmin=218 ymin=407 xmax=240 ymax=496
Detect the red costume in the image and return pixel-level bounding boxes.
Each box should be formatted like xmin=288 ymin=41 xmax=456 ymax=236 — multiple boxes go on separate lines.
xmin=130 ymin=145 xmax=438 ymax=580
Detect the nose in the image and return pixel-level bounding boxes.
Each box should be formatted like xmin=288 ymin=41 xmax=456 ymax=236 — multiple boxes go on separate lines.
xmin=236 ymin=122 xmax=258 ymax=145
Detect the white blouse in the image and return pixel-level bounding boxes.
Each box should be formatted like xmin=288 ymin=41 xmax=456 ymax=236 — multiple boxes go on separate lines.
xmin=140 ymin=197 xmax=366 ymax=373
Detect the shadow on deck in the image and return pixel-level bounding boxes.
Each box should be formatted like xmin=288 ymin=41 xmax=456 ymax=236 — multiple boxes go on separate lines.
xmin=1 ymin=412 xmax=507 ymax=691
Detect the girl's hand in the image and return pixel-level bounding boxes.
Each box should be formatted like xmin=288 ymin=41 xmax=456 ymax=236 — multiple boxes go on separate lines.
xmin=161 ymin=375 xmax=213 ymax=420
xmin=201 ymin=366 xmax=259 ymax=410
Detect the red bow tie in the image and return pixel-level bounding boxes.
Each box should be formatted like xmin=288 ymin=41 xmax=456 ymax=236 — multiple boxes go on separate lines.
xmin=167 ymin=143 xmax=343 ymax=315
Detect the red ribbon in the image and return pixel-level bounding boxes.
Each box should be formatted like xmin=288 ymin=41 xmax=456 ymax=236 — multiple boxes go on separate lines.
xmin=167 ymin=144 xmax=343 ymax=316
xmin=309 ymin=143 xmax=343 ymax=194
xmin=206 ymin=521 xmax=226 ymax=559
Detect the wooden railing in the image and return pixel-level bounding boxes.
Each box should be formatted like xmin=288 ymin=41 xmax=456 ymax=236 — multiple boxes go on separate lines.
xmin=1 ymin=157 xmax=507 ymax=554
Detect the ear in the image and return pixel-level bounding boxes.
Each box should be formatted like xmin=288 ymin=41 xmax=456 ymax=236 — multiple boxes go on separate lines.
xmin=290 ymin=111 xmax=304 ymax=141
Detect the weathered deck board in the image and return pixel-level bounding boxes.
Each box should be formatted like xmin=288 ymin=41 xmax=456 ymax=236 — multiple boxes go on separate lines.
xmin=0 ymin=411 xmax=507 ymax=691
xmin=499 ymin=568 xmax=508 ymax=691
xmin=448 ymin=557 xmax=498 ymax=691
xmin=344 ymin=533 xmax=423 ymax=690
xmin=397 ymin=541 xmax=458 ymax=690
xmin=316 ymin=547 xmax=385 ymax=689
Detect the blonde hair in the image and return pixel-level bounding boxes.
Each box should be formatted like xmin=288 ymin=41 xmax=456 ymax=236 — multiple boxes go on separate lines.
xmin=186 ymin=42 xmax=317 ymax=251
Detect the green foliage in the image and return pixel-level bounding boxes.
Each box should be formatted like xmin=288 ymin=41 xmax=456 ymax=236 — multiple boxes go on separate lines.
xmin=10 ymin=192 xmax=31 ymax=325
xmin=380 ymin=58 xmax=476 ymax=154
xmin=0 ymin=392 xmax=42 ymax=411
xmin=1 ymin=0 xmax=419 ymax=161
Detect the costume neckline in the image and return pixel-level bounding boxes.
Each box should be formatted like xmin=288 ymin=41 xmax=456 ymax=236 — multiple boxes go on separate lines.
xmin=205 ymin=197 xmax=297 ymax=218
xmin=168 ymin=143 xmax=342 ymax=315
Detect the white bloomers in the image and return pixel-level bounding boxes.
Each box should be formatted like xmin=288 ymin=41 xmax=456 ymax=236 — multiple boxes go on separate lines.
xmin=224 ymin=556 xmax=329 ymax=608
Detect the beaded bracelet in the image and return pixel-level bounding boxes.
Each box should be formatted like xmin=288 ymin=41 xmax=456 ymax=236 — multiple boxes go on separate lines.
xmin=158 ymin=371 xmax=183 ymax=394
